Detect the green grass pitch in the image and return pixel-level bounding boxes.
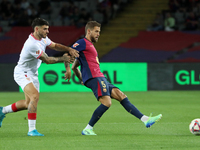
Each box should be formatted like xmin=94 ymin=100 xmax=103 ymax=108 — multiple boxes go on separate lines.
xmin=0 ymin=91 xmax=200 ymax=150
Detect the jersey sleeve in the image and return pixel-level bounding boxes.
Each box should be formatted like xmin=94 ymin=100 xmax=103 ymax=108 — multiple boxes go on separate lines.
xmin=45 ymin=36 xmax=52 ymax=46
xmin=71 ymin=39 xmax=86 ymax=52
xmin=29 ymin=44 xmax=43 ymax=59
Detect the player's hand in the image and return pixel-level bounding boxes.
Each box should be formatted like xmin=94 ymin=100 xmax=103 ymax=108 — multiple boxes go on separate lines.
xmin=64 ymin=71 xmax=71 ymax=82
xmin=70 ymin=56 xmax=75 ymax=63
xmin=63 ymin=53 xmax=71 ymax=63
xmin=68 ymin=47 xmax=79 ymax=58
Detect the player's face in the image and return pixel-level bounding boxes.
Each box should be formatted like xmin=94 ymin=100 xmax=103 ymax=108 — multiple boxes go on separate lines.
xmin=90 ymin=26 xmax=100 ymax=43
xmin=37 ymin=25 xmax=49 ymax=39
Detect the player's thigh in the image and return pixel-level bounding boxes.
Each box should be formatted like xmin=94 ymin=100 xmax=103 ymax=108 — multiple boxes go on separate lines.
xmin=111 ymin=88 xmax=127 ymax=102
xmin=25 ymin=93 xmax=31 ymax=106
xmin=85 ymin=77 xmax=112 ymax=100
xmin=99 ymin=96 xmax=112 ymax=107
xmin=14 ymin=70 xmax=40 ymax=92
xmin=24 ymin=83 xmax=39 ymax=101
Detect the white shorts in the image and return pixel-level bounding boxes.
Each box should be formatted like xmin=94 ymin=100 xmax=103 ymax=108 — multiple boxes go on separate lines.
xmin=14 ymin=67 xmax=40 ymax=92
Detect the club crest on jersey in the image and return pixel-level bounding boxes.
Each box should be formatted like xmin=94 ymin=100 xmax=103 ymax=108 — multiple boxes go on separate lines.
xmin=36 ymin=50 xmax=40 ymax=54
xmin=103 ymin=88 xmax=107 ymax=92
xmin=43 ymin=39 xmax=47 ymax=44
xmin=73 ymin=43 xmax=79 ymax=48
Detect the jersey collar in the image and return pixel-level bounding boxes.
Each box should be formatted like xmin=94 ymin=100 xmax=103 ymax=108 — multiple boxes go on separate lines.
xmin=84 ymin=37 xmax=93 ymax=44
xmin=30 ymin=33 xmax=42 ymax=41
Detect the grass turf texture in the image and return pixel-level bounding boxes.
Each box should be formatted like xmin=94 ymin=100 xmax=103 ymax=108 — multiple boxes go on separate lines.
xmin=0 ymin=91 xmax=200 ymax=150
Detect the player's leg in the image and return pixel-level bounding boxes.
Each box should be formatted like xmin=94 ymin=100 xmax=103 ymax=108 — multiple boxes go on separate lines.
xmin=82 ymin=96 xmax=110 ymax=135
xmin=111 ymin=88 xmax=162 ymax=128
xmin=0 ymin=93 xmax=30 ymax=128
xmin=111 ymin=88 xmax=144 ymax=119
xmin=82 ymin=78 xmax=111 ymax=135
xmin=86 ymin=96 xmax=111 ymax=127
xmin=24 ymin=83 xmax=44 ymax=136
xmin=2 ymin=99 xmax=29 ymax=113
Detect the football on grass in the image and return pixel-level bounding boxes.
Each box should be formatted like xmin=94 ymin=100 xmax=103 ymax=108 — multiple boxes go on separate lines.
xmin=189 ymin=119 xmax=200 ymax=135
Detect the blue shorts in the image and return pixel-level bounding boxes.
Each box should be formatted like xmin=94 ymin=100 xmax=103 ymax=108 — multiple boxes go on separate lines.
xmin=85 ymin=77 xmax=118 ymax=100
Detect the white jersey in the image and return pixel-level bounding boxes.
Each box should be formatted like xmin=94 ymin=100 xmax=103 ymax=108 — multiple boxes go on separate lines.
xmin=15 ymin=33 xmax=52 ymax=75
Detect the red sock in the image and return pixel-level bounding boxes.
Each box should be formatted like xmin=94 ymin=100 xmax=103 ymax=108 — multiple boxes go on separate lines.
xmin=28 ymin=113 xmax=37 ymax=120
xmin=11 ymin=103 xmax=18 ymax=112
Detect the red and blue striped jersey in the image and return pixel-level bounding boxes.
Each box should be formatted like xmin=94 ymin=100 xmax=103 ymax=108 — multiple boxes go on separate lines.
xmin=72 ymin=38 xmax=104 ymax=83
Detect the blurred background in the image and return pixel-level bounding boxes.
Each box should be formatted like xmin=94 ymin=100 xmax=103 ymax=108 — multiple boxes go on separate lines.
xmin=0 ymin=0 xmax=200 ymax=92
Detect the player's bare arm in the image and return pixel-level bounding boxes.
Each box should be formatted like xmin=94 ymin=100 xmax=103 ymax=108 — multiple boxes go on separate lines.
xmin=72 ymin=59 xmax=83 ymax=84
xmin=49 ymin=42 xmax=79 ymax=58
xmin=64 ymin=61 xmax=71 ymax=81
xmin=39 ymin=51 xmax=70 ymax=64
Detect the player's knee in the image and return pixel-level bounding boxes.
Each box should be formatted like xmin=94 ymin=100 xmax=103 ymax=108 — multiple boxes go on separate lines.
xmin=120 ymin=94 xmax=127 ymax=101
xmin=105 ymin=101 xmax=112 ymax=107
xmin=112 ymin=88 xmax=127 ymax=101
xmin=99 ymin=97 xmax=112 ymax=107
xmin=30 ymin=93 xmax=39 ymax=103
xmin=102 ymin=100 xmax=112 ymax=107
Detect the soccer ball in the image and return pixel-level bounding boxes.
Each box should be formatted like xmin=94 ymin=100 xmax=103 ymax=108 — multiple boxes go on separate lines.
xmin=189 ymin=119 xmax=200 ymax=135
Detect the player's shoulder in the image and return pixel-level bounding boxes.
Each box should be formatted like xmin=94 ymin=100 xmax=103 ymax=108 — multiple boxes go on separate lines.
xmin=24 ymin=37 xmax=38 ymax=50
xmin=76 ymin=38 xmax=86 ymax=44
xmin=72 ymin=38 xmax=86 ymax=48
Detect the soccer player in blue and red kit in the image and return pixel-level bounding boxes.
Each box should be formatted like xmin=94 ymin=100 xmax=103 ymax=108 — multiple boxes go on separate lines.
xmin=67 ymin=21 xmax=162 ymax=135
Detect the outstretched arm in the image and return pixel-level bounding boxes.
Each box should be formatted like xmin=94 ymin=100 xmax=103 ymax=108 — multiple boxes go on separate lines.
xmin=72 ymin=59 xmax=83 ymax=84
xmin=48 ymin=42 xmax=79 ymax=58
xmin=39 ymin=51 xmax=70 ymax=64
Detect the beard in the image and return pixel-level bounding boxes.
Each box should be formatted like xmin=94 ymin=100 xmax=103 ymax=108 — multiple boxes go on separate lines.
xmin=38 ymin=32 xmax=46 ymax=39
xmin=90 ymin=36 xmax=98 ymax=43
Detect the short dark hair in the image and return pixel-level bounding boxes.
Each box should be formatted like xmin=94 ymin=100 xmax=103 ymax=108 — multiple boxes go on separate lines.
xmin=31 ymin=18 xmax=49 ymax=29
xmin=85 ymin=21 xmax=101 ymax=34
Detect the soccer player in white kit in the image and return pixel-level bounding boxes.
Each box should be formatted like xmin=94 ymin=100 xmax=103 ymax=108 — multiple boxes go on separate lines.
xmin=0 ymin=18 xmax=79 ymax=136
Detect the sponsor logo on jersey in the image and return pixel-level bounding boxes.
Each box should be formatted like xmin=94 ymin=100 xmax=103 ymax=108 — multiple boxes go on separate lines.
xmin=36 ymin=50 xmax=40 ymax=55
xmin=73 ymin=43 xmax=79 ymax=48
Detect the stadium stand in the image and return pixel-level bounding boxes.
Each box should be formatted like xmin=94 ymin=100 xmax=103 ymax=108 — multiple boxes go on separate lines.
xmin=95 ymin=0 xmax=169 ymax=58
xmin=0 ymin=0 xmax=131 ymax=63
xmin=100 ymin=31 xmax=200 ymax=62
xmin=0 ymin=26 xmax=85 ymax=63
xmin=1 ymin=0 xmax=200 ymax=63
xmin=100 ymin=0 xmax=200 ymax=63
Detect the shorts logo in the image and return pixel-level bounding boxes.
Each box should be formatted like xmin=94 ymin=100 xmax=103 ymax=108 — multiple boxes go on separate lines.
xmin=43 ymin=71 xmax=58 ymax=85
xmin=101 ymin=81 xmax=107 ymax=92
xmin=25 ymin=74 xmax=30 ymax=81
xmin=36 ymin=50 xmax=40 ymax=55
xmin=103 ymin=88 xmax=107 ymax=92
xmin=73 ymin=43 xmax=79 ymax=48
xmin=26 ymin=78 xmax=31 ymax=81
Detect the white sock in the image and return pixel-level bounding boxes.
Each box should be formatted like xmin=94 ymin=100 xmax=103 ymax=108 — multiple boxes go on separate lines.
xmin=140 ymin=115 xmax=149 ymax=122
xmin=2 ymin=105 xmax=13 ymax=114
xmin=28 ymin=120 xmax=36 ymax=132
xmin=84 ymin=124 xmax=93 ymax=130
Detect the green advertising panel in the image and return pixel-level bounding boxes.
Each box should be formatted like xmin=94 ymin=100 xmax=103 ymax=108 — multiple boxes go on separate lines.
xmin=20 ymin=63 xmax=147 ymax=92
